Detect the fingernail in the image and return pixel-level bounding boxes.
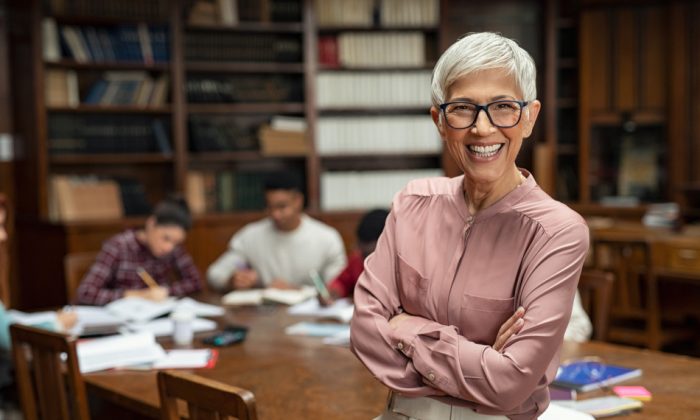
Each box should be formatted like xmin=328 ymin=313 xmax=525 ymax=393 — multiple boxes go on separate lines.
xmin=517 ymin=306 xmax=525 ymax=315
xmin=516 ymin=319 xmax=524 ymax=326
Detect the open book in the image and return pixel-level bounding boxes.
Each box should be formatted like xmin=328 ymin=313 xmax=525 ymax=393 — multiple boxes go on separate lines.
xmin=222 ymin=286 xmax=317 ymax=306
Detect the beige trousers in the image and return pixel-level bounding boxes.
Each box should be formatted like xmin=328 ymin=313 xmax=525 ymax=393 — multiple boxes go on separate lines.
xmin=374 ymin=393 xmax=508 ymax=420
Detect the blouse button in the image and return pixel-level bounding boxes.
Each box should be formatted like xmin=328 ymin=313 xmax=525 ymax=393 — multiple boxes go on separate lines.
xmin=397 ymin=342 xmax=404 ymax=350
xmin=428 ymin=372 xmax=436 ymax=381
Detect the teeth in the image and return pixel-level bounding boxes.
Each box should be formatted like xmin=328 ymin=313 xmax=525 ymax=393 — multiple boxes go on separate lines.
xmin=468 ymin=144 xmax=503 ymax=157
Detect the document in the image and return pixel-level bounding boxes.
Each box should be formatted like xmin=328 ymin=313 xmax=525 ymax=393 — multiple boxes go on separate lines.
xmin=284 ymin=321 xmax=351 ymax=346
xmin=173 ymin=297 xmax=225 ymax=317
xmin=68 ymin=306 xmax=124 ymax=336
xmin=105 ymin=297 xmax=178 ymax=323
xmin=126 ymin=317 xmax=217 ymax=337
xmin=152 ymin=349 xmax=218 ymax=369
xmin=288 ymin=298 xmax=354 ymax=323
xmin=76 ymin=332 xmax=166 ymax=373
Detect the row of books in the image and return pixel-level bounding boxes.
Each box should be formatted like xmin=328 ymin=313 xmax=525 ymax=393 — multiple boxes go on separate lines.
xmin=188 ymin=115 xmax=262 ymax=152
xmin=320 ymin=169 xmax=442 ymax=210
xmin=48 ymin=115 xmax=172 ymax=155
xmin=316 ymin=116 xmax=440 ymax=155
xmin=187 ymin=0 xmax=302 ymax=25
xmin=319 ymin=32 xmax=427 ymax=68
xmin=46 ymin=0 xmax=168 ymax=20
xmin=186 ymin=170 xmax=295 ymax=213
xmin=316 ymin=71 xmax=431 ymax=108
xmin=186 ymin=75 xmax=303 ymax=103
xmin=43 ymin=19 xmax=170 ymax=64
xmin=84 ymin=72 xmax=169 ymax=106
xmin=184 ymin=32 xmax=302 ymax=63
xmin=315 ymin=0 xmax=438 ymax=27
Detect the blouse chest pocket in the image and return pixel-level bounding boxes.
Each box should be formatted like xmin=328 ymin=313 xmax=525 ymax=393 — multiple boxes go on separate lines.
xmin=396 ymin=254 xmax=430 ymax=315
xmin=459 ymin=294 xmax=515 ymax=345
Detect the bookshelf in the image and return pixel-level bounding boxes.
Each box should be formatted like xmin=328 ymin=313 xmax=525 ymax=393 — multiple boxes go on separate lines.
xmin=313 ymin=0 xmax=443 ymax=211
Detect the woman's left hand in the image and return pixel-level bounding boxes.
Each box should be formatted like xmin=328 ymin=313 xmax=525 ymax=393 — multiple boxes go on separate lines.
xmin=388 ymin=312 xmax=412 ymax=329
xmin=492 ymin=307 xmax=525 ymax=352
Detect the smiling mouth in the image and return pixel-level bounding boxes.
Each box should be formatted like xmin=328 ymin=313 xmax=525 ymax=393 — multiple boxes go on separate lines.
xmin=467 ymin=143 xmax=504 ymax=158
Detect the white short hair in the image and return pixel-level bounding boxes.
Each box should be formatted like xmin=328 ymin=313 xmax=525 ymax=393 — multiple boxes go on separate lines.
xmin=431 ymin=32 xmax=537 ymax=108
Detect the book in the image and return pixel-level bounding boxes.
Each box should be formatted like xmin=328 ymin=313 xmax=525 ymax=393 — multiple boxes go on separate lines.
xmin=222 ymin=287 xmax=317 ymax=306
xmin=551 ymin=396 xmax=643 ymax=417
xmin=76 ymin=332 xmax=166 ymax=373
xmin=553 ymin=360 xmax=642 ymax=392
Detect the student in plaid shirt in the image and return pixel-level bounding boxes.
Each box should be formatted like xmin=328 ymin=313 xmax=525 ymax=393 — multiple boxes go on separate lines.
xmin=76 ymin=197 xmax=202 ymax=305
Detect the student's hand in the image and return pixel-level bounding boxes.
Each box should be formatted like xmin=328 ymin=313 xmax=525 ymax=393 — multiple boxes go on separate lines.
xmin=125 ymin=286 xmax=169 ymax=301
xmin=492 ymin=306 xmax=525 ymax=352
xmin=317 ymin=294 xmax=335 ymax=307
xmin=232 ymin=269 xmax=259 ymax=290
xmin=56 ymin=310 xmax=78 ymax=331
xmin=268 ymin=278 xmax=296 ymax=290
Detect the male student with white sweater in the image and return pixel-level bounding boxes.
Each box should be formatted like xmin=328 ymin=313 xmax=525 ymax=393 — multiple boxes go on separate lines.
xmin=207 ymin=174 xmax=347 ymax=291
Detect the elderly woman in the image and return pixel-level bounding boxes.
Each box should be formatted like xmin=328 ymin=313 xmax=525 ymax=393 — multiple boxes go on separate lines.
xmin=350 ymin=32 xmax=589 ymax=419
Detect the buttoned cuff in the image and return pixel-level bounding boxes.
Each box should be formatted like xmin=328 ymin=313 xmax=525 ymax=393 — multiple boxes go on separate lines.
xmin=390 ymin=315 xmax=432 ymax=358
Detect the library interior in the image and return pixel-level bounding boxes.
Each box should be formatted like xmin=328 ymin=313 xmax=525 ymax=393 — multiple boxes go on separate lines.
xmin=1 ymin=0 xmax=700 ymax=418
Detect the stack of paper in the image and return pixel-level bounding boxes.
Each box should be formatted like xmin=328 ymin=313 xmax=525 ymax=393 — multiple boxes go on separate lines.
xmin=284 ymin=321 xmax=351 ymax=346
xmin=126 ymin=317 xmax=217 ymax=337
xmin=173 ymin=297 xmax=225 ymax=317
xmin=222 ymin=287 xmax=317 ymax=306
xmin=152 ymin=349 xmax=218 ymax=369
xmin=69 ymin=306 xmax=125 ymax=336
xmin=76 ymin=332 xmax=166 ymax=373
xmin=288 ymin=298 xmax=354 ymax=323
xmin=551 ymin=396 xmax=643 ymax=417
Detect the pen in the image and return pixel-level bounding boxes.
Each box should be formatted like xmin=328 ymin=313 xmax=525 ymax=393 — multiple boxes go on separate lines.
xmin=136 ymin=267 xmax=159 ymax=289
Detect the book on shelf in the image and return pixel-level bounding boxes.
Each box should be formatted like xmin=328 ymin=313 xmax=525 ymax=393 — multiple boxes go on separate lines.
xmin=188 ymin=115 xmax=260 ymax=152
xmin=114 ymin=178 xmax=152 ymax=216
xmin=184 ymin=32 xmax=302 ymax=63
xmin=552 ymin=360 xmax=642 ymax=392
xmin=380 ymin=0 xmax=439 ymax=27
xmin=45 ymin=69 xmax=79 ymax=107
xmin=42 ymin=18 xmax=61 ymax=62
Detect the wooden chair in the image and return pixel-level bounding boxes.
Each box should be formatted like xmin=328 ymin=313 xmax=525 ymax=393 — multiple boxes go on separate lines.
xmin=9 ymin=324 xmax=90 ymax=420
xmin=158 ymin=370 xmax=258 ymax=420
xmin=63 ymin=251 xmax=98 ymax=302
xmin=577 ymin=269 xmax=615 ymax=341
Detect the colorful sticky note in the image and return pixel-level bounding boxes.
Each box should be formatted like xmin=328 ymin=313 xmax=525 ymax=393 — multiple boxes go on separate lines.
xmin=613 ymin=385 xmax=652 ymax=401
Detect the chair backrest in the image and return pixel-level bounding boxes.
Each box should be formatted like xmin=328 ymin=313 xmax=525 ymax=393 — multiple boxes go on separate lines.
xmin=578 ymin=269 xmax=615 ymax=341
xmin=158 ymin=370 xmax=258 ymax=420
xmin=64 ymin=252 xmax=98 ymax=303
xmin=9 ymin=324 xmax=90 ymax=420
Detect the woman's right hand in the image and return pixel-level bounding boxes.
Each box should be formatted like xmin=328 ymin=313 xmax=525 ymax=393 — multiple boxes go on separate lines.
xmin=492 ymin=306 xmax=525 ymax=352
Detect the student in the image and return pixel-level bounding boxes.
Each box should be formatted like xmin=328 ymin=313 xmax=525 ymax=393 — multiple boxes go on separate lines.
xmin=320 ymin=209 xmax=389 ymax=305
xmin=75 ymin=196 xmax=202 ymax=305
xmin=207 ymin=174 xmax=347 ymax=291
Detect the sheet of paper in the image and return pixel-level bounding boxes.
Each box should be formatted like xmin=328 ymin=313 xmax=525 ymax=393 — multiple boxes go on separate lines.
xmin=77 ymin=332 xmax=166 ymax=373
xmin=174 ymin=297 xmax=225 ymax=317
xmin=152 ymin=349 xmax=213 ymax=369
xmin=126 ymin=317 xmax=217 ymax=337
xmin=105 ymin=297 xmax=178 ymax=323
xmin=262 ymin=286 xmax=316 ymax=305
xmin=288 ymin=298 xmax=354 ymax=323
xmin=285 ymin=321 xmax=350 ymax=338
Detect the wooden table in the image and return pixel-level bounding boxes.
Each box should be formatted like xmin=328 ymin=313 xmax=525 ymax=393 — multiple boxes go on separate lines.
xmin=83 ymin=304 xmax=700 ymax=419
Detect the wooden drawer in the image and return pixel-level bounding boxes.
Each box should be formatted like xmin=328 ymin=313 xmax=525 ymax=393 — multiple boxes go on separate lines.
xmin=654 ymin=239 xmax=700 ymax=274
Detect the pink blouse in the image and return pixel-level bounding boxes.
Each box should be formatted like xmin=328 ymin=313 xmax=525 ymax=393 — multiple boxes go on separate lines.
xmin=350 ymin=171 xmax=589 ymax=419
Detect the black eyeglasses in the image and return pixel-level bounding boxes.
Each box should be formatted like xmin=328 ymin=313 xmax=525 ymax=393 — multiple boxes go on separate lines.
xmin=439 ymin=100 xmax=529 ymax=129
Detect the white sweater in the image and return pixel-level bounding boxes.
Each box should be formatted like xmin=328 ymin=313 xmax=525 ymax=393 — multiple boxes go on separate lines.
xmin=207 ymin=215 xmax=347 ymax=290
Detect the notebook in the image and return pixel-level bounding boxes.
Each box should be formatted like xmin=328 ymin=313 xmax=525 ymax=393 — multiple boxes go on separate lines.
xmin=553 ymin=360 xmax=642 ymax=392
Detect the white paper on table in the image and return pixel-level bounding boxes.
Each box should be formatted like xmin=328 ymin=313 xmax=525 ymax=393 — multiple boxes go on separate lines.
xmin=105 ymin=297 xmax=178 ymax=323
xmin=126 ymin=317 xmax=217 ymax=337
xmin=152 ymin=349 xmax=213 ymax=369
xmin=222 ymin=287 xmax=317 ymax=306
xmin=173 ymin=297 xmax=225 ymax=317
xmin=7 ymin=310 xmax=57 ymax=326
xmin=222 ymin=289 xmax=264 ymax=306
xmin=68 ymin=306 xmax=125 ymax=336
xmin=288 ymin=298 xmax=354 ymax=323
xmin=77 ymin=332 xmax=166 ymax=373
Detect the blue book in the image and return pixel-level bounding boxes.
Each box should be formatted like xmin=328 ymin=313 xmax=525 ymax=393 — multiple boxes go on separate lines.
xmin=553 ymin=360 xmax=642 ymax=392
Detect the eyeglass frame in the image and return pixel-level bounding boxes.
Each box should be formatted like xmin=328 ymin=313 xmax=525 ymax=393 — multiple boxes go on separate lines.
xmin=438 ymin=100 xmax=529 ymax=129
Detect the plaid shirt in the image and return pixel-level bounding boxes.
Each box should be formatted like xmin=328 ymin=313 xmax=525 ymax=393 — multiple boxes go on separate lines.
xmin=75 ymin=230 xmax=202 ymax=305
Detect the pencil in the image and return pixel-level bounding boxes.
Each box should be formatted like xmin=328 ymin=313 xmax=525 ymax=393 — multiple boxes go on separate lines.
xmin=136 ymin=267 xmax=159 ymax=289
